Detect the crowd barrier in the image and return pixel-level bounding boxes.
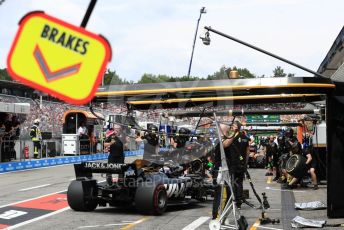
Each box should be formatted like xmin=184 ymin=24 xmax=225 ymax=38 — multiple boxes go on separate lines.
xmin=0 ymin=149 xmax=144 ymax=173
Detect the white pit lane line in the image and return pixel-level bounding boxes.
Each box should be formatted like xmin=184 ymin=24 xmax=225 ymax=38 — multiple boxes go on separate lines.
xmin=7 ymin=207 xmax=70 ymax=230
xmin=253 ymin=223 xmax=283 ymax=230
xmin=18 ymin=184 xmax=51 ymax=191
xmin=78 ymin=221 xmax=135 ymax=229
xmin=4 ymin=180 xmax=107 ymax=229
xmin=265 ymin=186 xmax=306 ymax=193
xmin=182 ymin=216 xmax=210 ymax=230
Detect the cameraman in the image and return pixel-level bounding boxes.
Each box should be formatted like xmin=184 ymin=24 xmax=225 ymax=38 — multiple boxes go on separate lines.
xmin=142 ymin=125 xmax=159 ymax=161
xmin=171 ymin=127 xmax=190 ymax=149
xmin=212 ymin=121 xmax=245 ymax=219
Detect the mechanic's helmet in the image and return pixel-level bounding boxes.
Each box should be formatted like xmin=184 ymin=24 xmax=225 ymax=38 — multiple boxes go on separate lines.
xmin=148 ymin=124 xmax=158 ymax=133
xmin=181 ymin=154 xmax=191 ymax=164
xmin=291 ymin=142 xmax=301 ymax=154
xmin=34 ymin=119 xmax=40 ymax=125
xmin=277 ymin=135 xmax=284 ymax=144
xmin=233 ymin=120 xmax=242 ymax=130
xmin=285 ymin=127 xmax=294 ymax=138
xmin=178 ymin=127 xmax=190 ymax=135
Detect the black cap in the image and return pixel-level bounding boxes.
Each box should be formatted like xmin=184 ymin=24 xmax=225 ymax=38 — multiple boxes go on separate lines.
xmin=285 ymin=127 xmax=294 ymax=137
xmin=233 ymin=121 xmax=242 ymax=130
xmin=179 ymin=127 xmax=190 ymax=135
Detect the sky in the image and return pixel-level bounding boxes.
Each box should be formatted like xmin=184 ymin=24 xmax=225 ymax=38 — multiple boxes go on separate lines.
xmin=0 ymin=0 xmax=343 ymax=82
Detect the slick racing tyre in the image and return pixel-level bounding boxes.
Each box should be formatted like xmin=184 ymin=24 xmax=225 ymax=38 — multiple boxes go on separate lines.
xmin=135 ymin=183 xmax=167 ymax=215
xmin=67 ymin=180 xmax=98 ymax=212
xmin=286 ymin=154 xmax=307 ymax=178
xmin=256 ymin=155 xmax=266 ymax=168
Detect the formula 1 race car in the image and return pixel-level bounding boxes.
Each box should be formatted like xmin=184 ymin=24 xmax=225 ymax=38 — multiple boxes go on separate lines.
xmin=67 ymin=157 xmax=214 ymax=215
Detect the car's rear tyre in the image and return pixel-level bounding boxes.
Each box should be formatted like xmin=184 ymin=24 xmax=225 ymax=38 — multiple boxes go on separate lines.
xmin=135 ymin=183 xmax=167 ymax=215
xmin=286 ymin=154 xmax=307 ymax=178
xmin=67 ymin=180 xmax=98 ymax=211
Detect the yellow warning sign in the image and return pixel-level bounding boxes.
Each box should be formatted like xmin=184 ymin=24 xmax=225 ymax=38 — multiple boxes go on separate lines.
xmin=7 ymin=12 xmax=112 ymax=105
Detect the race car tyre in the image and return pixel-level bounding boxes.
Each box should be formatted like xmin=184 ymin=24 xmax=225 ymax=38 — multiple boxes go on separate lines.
xmin=67 ymin=180 xmax=98 ymax=212
xmin=286 ymin=154 xmax=307 ymax=178
xmin=256 ymin=155 xmax=266 ymax=168
xmin=135 ymin=183 xmax=167 ymax=215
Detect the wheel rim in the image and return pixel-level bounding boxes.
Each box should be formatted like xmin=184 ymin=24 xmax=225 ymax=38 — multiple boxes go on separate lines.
xmin=286 ymin=155 xmax=297 ymax=171
xmin=157 ymin=190 xmax=166 ymax=209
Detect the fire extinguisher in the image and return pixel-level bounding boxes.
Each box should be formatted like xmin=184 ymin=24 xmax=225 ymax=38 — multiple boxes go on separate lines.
xmin=24 ymin=146 xmax=29 ymax=159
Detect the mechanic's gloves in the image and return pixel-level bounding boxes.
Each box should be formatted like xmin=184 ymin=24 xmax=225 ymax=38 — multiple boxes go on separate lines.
xmin=106 ymin=173 xmax=113 ymax=186
xmin=216 ymin=167 xmax=223 ymax=184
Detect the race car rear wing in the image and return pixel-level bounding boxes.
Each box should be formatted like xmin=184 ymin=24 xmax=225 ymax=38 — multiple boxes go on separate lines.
xmin=74 ymin=162 xmax=137 ymax=179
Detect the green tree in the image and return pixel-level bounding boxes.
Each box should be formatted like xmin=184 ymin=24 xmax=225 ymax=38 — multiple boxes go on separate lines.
xmin=103 ymin=69 xmax=130 ymax=85
xmin=137 ymin=74 xmax=200 ymax=84
xmin=235 ymin=67 xmax=256 ymax=78
xmin=0 ymin=68 xmax=12 ymax=81
xmin=138 ymin=74 xmax=159 ymax=84
xmin=207 ymin=65 xmax=256 ymax=79
xmin=207 ymin=65 xmax=229 ymax=80
xmin=272 ymin=66 xmax=286 ymax=77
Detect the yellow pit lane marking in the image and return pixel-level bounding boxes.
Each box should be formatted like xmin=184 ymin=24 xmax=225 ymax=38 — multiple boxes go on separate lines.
xmin=267 ymin=176 xmax=272 ymax=184
xmin=120 ymin=217 xmax=149 ymax=230
xmin=249 ymin=220 xmax=260 ymax=230
xmin=250 ymin=220 xmax=283 ymax=230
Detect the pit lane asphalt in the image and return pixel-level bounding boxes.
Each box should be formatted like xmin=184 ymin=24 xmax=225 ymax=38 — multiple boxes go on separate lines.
xmin=0 ymin=157 xmax=288 ymax=230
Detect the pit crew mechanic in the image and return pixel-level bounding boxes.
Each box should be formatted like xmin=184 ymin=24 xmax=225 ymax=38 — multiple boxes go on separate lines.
xmin=278 ymin=127 xmax=298 ymax=184
xmin=212 ymin=121 xmax=248 ymax=219
xmin=104 ymin=124 xmax=124 ymax=185
xmin=142 ymin=124 xmax=159 ymax=161
xmin=284 ymin=132 xmax=318 ymax=190
xmin=266 ymin=136 xmax=278 ymax=179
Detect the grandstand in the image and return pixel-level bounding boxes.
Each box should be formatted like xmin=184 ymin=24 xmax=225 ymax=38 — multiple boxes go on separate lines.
xmin=0 ymin=92 xmax=308 ymax=133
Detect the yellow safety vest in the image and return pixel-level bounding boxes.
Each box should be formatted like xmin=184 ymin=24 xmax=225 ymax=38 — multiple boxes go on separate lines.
xmin=30 ymin=125 xmax=41 ymax=141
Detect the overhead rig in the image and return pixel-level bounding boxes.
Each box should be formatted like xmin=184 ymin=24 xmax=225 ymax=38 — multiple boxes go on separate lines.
xmin=94 ymin=77 xmax=333 ymax=110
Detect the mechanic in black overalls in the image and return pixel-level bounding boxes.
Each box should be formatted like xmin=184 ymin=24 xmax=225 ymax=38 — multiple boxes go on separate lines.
xmin=236 ymin=128 xmax=250 ymax=208
xmin=279 ymin=128 xmax=298 ymax=184
xmin=282 ymin=128 xmax=303 ymax=189
xmin=274 ymin=135 xmax=285 ymax=182
xmin=266 ymin=136 xmax=279 ymax=181
xmin=302 ymin=133 xmax=318 ymax=190
xmin=170 ymin=127 xmax=190 ymax=161
xmin=104 ymin=125 xmax=124 ymax=185
xmin=212 ymin=121 xmax=244 ymax=219
xmin=142 ymin=125 xmax=159 ymax=161
xmin=276 ymin=135 xmax=287 ymax=183
xmin=172 ymin=127 xmax=190 ymax=149
xmin=286 ymin=133 xmax=318 ymax=189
